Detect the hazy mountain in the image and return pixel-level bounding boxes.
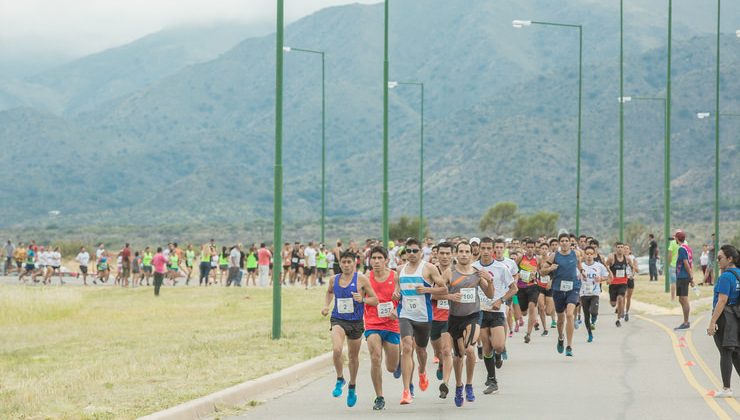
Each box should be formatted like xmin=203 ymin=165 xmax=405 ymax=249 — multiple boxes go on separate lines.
xmin=1 ymin=0 xmax=739 ymax=238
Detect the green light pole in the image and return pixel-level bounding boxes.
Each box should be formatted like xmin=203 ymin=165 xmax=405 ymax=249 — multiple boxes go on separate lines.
xmin=388 ymin=81 xmax=425 ymax=240
xmin=272 ymin=0 xmax=284 ymax=340
xmin=283 ymin=46 xmax=326 ymax=245
xmin=620 ymin=95 xmax=667 ymax=288
xmin=382 ymin=0 xmax=390 ymax=246
xmin=713 ymin=0 xmax=720 ymax=282
xmin=619 ymin=0 xmax=625 ymax=241
xmin=513 ymin=19 xmax=583 ymax=235
xmin=665 ymin=0 xmax=673 ymax=293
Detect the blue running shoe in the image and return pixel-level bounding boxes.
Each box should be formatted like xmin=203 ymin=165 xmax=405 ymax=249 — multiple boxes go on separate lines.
xmin=436 ymin=363 xmax=443 ymax=380
xmin=393 ymin=362 xmax=401 ymax=379
xmin=454 ymin=386 xmax=464 ymax=407
xmin=347 ymin=388 xmax=357 ymax=407
xmin=465 ymin=384 xmax=475 ymax=402
xmin=332 ymin=378 xmax=345 ymax=397
xmin=575 ymin=318 xmax=582 ymax=330
xmin=565 ymin=346 xmax=573 ymax=357
xmin=587 ymin=332 xmax=593 ymax=343
xmin=410 ymin=382 xmax=415 ymax=397
xmin=557 ymin=339 xmax=564 ymax=354
xmin=502 ymin=349 xmax=508 ymax=361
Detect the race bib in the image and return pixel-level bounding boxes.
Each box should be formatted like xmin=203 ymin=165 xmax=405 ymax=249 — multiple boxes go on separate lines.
xmin=291 ymin=258 xmax=298 ymax=263
xmin=520 ymin=270 xmax=531 ymax=281
xmin=337 ymin=298 xmax=354 ymax=314
xmin=460 ymin=288 xmax=476 ymax=303
xmin=560 ymin=281 xmax=574 ymax=292
xmin=377 ymin=301 xmax=393 ymax=318
xmin=581 ymin=282 xmax=594 ymax=294
xmin=616 ymin=269 xmax=625 ymax=278
xmin=437 ymin=299 xmax=450 ymax=310
xmin=540 ymin=276 xmax=550 ymax=284
xmin=405 ymin=296 xmax=423 ymax=313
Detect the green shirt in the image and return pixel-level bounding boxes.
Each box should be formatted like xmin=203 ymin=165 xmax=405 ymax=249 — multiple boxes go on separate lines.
xmin=186 ymin=250 xmax=195 ymax=265
xmin=668 ymin=241 xmax=680 ymax=267
xmin=246 ymin=252 xmax=258 ymax=269
xmin=317 ymin=252 xmax=328 ymax=269
xmin=142 ymin=252 xmax=153 ymax=266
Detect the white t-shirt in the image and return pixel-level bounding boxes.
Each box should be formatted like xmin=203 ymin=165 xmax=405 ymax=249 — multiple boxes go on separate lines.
xmin=38 ymin=251 xmax=50 ymax=265
xmin=229 ymin=248 xmax=241 ymax=268
xmin=700 ymin=251 xmax=709 ymax=266
xmin=497 ymin=257 xmax=519 ymax=278
xmin=581 ymin=262 xmax=608 ymax=296
xmin=388 ymin=246 xmax=399 ymax=269
xmin=96 ymin=248 xmax=105 ymax=259
xmin=473 ymin=259 xmax=515 ymax=313
xmin=50 ymin=251 xmax=61 ymax=267
xmin=422 ymin=246 xmax=432 ymax=262
xmin=304 ymin=247 xmax=317 ymax=267
xmin=326 ymin=252 xmax=335 ymax=266
xmin=76 ymin=251 xmax=90 ymax=266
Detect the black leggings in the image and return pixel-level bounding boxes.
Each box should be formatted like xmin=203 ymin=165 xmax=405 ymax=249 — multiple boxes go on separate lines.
xmin=581 ymin=296 xmax=599 ymax=334
xmin=199 ymin=262 xmax=211 ymax=285
xmin=714 ymin=316 xmax=740 ymax=388
xmin=154 ymin=273 xmax=164 ymax=296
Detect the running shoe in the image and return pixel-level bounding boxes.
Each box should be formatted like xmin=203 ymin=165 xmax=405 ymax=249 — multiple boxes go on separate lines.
xmin=393 ymin=362 xmax=401 ymax=379
xmin=373 ymin=396 xmax=385 ymax=410
xmin=557 ymin=338 xmax=564 ymax=354
xmin=439 ymin=382 xmax=449 ymax=399
xmin=587 ymin=332 xmax=593 ymax=343
xmin=624 ymin=313 xmax=630 ymax=322
xmin=514 ymin=323 xmax=520 ymax=333
xmin=501 ymin=349 xmax=508 ymax=361
xmin=483 ymin=379 xmax=499 ymax=395
xmin=507 ymin=331 xmax=513 ymax=338
xmin=495 ymin=353 xmax=503 ymax=369
xmin=524 ymin=333 xmax=531 ymax=344
xmin=575 ymin=318 xmax=581 ymax=330
xmin=534 ymin=322 xmax=540 ymax=331
xmin=591 ymin=321 xmax=597 ymax=331
xmin=347 ymin=388 xmax=357 ymax=407
xmin=616 ymin=320 xmax=622 ymax=328
xmin=410 ymin=382 xmax=415 ymax=397
xmin=541 ymin=329 xmax=549 ymax=337
xmin=713 ymin=389 xmax=734 ymax=398
xmin=477 ymin=346 xmax=483 ymax=360
xmin=454 ymin=386 xmax=464 ymax=407
xmin=400 ymin=389 xmax=413 ymax=405
xmin=465 ymin=384 xmax=475 ymax=402
xmin=518 ymin=319 xmax=524 ymax=327
xmin=674 ymin=322 xmax=690 ymax=330
xmin=551 ymin=320 xmax=557 ymax=328
xmin=565 ymin=346 xmax=573 ymax=357
xmin=436 ymin=363 xmax=443 ymax=380
xmin=419 ymin=373 xmax=429 ymax=391
xmin=332 ymin=378 xmax=346 ymax=397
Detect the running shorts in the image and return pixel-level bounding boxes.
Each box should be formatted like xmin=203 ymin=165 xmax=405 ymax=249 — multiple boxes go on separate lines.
xmin=448 ymin=313 xmax=480 ymax=357
xmin=609 ymin=284 xmax=628 ymax=302
xmin=480 ymin=311 xmax=506 ymax=329
xmin=330 ymin=317 xmax=365 ymax=340
xmin=676 ymin=279 xmax=690 ymax=297
xmin=517 ymin=286 xmax=540 ymax=309
xmin=580 ymin=295 xmax=599 ymax=316
xmin=627 ymin=277 xmax=635 ymax=289
xmin=553 ymin=289 xmax=580 ymax=313
xmin=538 ymin=285 xmax=552 ymax=297
xmin=399 ymin=318 xmax=431 ymax=347
xmin=364 ymin=329 xmax=401 ymax=345
xmin=79 ymin=265 xmax=88 ymax=274
xmin=431 ymin=320 xmax=449 ymax=341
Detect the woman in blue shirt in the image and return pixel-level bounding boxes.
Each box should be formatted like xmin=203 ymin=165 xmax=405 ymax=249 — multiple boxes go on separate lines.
xmin=707 ymin=245 xmax=740 ymax=398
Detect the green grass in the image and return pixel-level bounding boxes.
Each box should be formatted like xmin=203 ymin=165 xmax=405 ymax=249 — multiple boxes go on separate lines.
xmin=631 ymin=270 xmax=713 ymax=313
xmin=0 ymin=284 xmax=328 ymax=419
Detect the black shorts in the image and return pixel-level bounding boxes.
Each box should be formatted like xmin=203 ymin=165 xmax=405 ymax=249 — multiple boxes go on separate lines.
xmin=517 ymin=286 xmax=540 ymax=309
xmin=676 ymin=279 xmax=690 ymax=297
xmin=580 ymin=295 xmax=599 ymax=316
xmin=330 ymin=317 xmax=365 ymax=340
xmin=609 ymin=284 xmax=628 ymax=301
xmin=291 ymin=263 xmax=299 ymax=270
xmin=143 ymin=266 xmax=152 ymax=273
xmin=448 ymin=313 xmax=480 ymax=357
xmin=79 ymin=265 xmax=88 ymax=274
xmin=431 ymin=320 xmax=449 ymax=341
xmin=305 ymin=267 xmax=316 ymax=276
xmin=399 ymin=318 xmax=432 ymax=347
xmin=538 ymin=285 xmax=553 ymax=297
xmin=480 ymin=311 xmax=506 ymax=329
xmin=247 ymin=267 xmax=257 ymax=273
xmin=627 ymin=277 xmax=635 ymax=289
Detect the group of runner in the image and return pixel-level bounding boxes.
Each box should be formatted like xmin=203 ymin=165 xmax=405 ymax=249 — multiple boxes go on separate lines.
xmin=322 ymin=232 xmax=649 ymax=410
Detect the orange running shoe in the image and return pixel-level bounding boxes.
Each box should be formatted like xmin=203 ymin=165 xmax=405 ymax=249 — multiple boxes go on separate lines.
xmin=419 ymin=373 xmax=429 ymax=391
xmin=433 ymin=356 xmax=439 ymax=364
xmin=400 ymin=389 xmax=413 ymax=404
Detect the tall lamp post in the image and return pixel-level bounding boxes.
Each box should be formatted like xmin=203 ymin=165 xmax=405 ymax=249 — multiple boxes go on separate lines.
xmin=513 ymin=19 xmax=583 ymax=235
xmin=382 ymin=1 xmax=390 ymax=246
xmin=389 ymin=81 xmax=425 ymax=240
xmin=620 ymin=95 xmax=668 ymax=290
xmin=620 ymin=0 xmax=625 ymax=242
xmin=665 ymin=0 xmax=673 ymax=292
xmin=283 ymin=46 xmax=327 ymax=245
xmin=272 ymin=0 xmax=285 ymax=339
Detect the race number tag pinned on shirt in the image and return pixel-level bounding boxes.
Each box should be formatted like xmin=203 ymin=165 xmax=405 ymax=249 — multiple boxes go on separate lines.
xmin=581 ymin=282 xmax=594 ymax=294
xmin=460 ymin=288 xmax=476 ymax=303
xmin=337 ymin=298 xmax=354 ymax=314
xmin=377 ymin=301 xmax=394 ymax=317
xmin=560 ymin=281 xmax=574 ymax=292
xmin=291 ymin=258 xmax=298 ymax=263
xmin=520 ymin=270 xmax=531 ymax=282
xmin=405 ymin=296 xmax=422 ymax=313
xmin=437 ymin=299 xmax=450 ymax=310
xmin=540 ymin=276 xmax=549 ymax=284
xmin=616 ymin=269 xmax=625 ymax=278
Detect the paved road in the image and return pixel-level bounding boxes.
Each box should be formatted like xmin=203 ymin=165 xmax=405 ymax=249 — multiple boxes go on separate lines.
xmin=234 ymin=304 xmax=740 ymax=420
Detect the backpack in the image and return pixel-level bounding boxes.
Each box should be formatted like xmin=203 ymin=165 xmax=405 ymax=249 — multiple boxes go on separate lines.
xmin=680 ymin=243 xmax=693 ymax=270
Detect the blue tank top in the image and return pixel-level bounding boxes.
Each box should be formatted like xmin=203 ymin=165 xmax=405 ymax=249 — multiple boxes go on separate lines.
xmin=552 ymin=250 xmax=580 ymax=292
xmin=331 ymin=273 xmax=364 ymax=321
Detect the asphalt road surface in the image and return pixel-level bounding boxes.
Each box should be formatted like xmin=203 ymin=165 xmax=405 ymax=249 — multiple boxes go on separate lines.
xmin=234 ymin=306 xmax=740 ymax=420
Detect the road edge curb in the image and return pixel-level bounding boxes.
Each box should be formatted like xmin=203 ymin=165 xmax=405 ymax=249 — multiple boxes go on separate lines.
xmin=138 ymin=351 xmax=333 ymax=420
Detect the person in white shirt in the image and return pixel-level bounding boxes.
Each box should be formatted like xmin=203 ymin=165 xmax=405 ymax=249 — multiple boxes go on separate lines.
xmin=76 ymin=247 xmax=91 ymax=286
xmin=580 ymin=246 xmax=608 ymax=342
xmin=304 ymin=241 xmax=318 ymax=289
xmin=48 ymin=247 xmax=63 ymax=285
xmin=38 ymin=247 xmax=51 ymax=284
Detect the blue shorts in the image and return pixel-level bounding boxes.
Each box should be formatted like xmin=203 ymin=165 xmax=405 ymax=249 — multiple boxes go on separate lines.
xmin=669 ymin=269 xmax=677 ymax=284
xmin=553 ymin=289 xmax=580 ymax=313
xmin=364 ymin=329 xmax=401 ymax=345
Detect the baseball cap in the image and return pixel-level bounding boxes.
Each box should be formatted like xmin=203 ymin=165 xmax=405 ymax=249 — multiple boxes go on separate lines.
xmin=674 ymin=230 xmax=686 ymax=242
xmin=470 ymin=237 xmax=481 ymax=245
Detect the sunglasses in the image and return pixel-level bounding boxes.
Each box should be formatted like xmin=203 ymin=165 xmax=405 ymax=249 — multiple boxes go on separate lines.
xmin=406 ymin=248 xmax=421 ymax=254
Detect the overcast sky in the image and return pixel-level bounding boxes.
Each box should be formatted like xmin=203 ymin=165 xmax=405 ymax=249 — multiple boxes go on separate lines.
xmin=0 ymin=0 xmax=379 ymax=57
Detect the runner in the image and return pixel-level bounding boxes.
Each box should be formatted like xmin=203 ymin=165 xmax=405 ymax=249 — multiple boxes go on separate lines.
xmin=304 ymin=241 xmax=318 ymax=289
xmin=395 ymin=238 xmax=447 ymax=404
xmin=317 ymin=244 xmax=328 ymax=286
xmin=363 ymin=246 xmax=400 ymax=410
xmin=246 ymin=245 xmax=258 ymax=286
xmin=18 ymin=244 xmax=36 ymax=283
xmin=624 ymin=244 xmax=639 ymax=322
xmin=516 ymin=239 xmax=540 ymax=343
xmin=280 ymin=243 xmax=291 ymax=285
xmin=580 ymin=246 xmax=608 ymax=342
xmin=542 ymin=233 xmax=582 ymax=357
xmin=168 ymin=244 xmax=181 ymax=285
xmin=430 ymin=241 xmax=453 ymax=399
xmin=321 ymin=251 xmax=378 ymax=408
xmin=184 ymin=244 xmax=196 ymax=285
xmin=75 ymin=246 xmax=90 ymax=286
xmin=218 ymin=246 xmax=229 ymax=285
xmin=290 ymin=242 xmax=301 ymax=285
xmin=443 ymin=240 xmax=493 ymax=407
xmin=131 ymin=251 xmax=142 ymax=287
xmin=473 ymin=237 xmax=517 ymax=395
xmin=49 ymin=246 xmax=63 ymax=285
xmin=536 ymin=242 xmax=555 ymax=336
xmin=605 ymin=242 xmax=629 ymax=327
xmin=96 ymin=251 xmax=109 ymax=284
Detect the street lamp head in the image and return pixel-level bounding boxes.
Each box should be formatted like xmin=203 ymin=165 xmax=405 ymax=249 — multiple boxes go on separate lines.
xmin=697 ymin=112 xmax=711 ymax=119
xmin=282 ymin=46 xmax=292 ymax=52
xmin=736 ymin=30 xmax=740 ymax=38
xmin=618 ymin=96 xmax=632 ymax=103
xmin=388 ymin=81 xmax=399 ymax=89
xmin=512 ymin=20 xmax=532 ymax=28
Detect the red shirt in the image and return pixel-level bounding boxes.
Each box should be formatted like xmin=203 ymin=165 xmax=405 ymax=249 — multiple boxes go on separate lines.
xmin=152 ymin=253 xmax=167 ymax=274
xmin=257 ymin=248 xmax=272 ymax=265
xmin=364 ymin=270 xmax=400 ymax=333
xmin=432 ymin=298 xmax=449 ymax=322
xmin=121 ymin=247 xmax=131 ymax=262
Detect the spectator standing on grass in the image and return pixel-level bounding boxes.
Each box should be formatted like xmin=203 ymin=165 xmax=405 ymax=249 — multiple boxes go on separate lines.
xmin=674 ymin=230 xmax=694 ymax=330
xmin=198 ymin=244 xmax=211 ymax=287
xmin=701 ymin=245 xmax=710 ymax=279
xmin=76 ymin=247 xmax=90 ymax=285
xmin=121 ymin=243 xmax=132 ymax=287
xmin=257 ymin=242 xmax=271 ymax=287
xmin=4 ymin=240 xmax=14 ymax=275
xmin=648 ymin=234 xmax=658 ymax=282
xmin=151 ymin=247 xmax=167 ymax=296
xmin=246 ymin=245 xmax=258 ymax=286
xmin=131 ymin=251 xmax=142 ymax=287
xmin=227 ymin=244 xmax=241 ymax=287
xmin=705 ymin=233 xmax=717 ymax=286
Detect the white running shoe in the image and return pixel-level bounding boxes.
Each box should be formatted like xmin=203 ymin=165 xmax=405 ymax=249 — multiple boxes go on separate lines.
xmin=713 ymin=389 xmax=733 ymax=398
